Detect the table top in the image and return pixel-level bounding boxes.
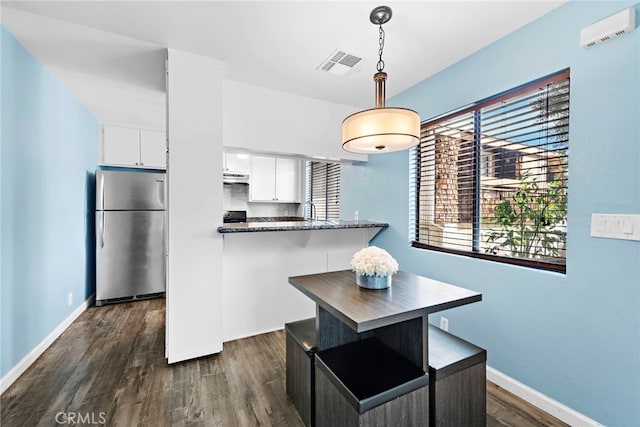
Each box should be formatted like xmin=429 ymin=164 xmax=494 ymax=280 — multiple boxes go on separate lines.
xmin=289 ymin=270 xmax=482 ymax=333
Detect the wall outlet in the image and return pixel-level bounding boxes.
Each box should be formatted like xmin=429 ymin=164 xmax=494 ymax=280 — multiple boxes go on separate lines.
xmin=68 ymin=292 xmax=73 ymax=306
xmin=440 ymin=316 xmax=449 ymax=332
xmin=354 ymin=210 xmax=359 ymax=221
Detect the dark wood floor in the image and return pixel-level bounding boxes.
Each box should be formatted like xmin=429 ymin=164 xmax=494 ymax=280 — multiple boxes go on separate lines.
xmin=2 ymin=299 xmax=568 ymax=426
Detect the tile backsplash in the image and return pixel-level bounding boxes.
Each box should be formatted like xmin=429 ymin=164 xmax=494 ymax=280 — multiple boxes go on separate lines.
xmin=223 ymin=183 xmax=300 ymax=217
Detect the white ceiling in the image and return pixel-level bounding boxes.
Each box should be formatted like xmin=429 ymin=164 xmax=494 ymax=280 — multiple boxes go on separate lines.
xmin=1 ymin=0 xmax=565 ymax=128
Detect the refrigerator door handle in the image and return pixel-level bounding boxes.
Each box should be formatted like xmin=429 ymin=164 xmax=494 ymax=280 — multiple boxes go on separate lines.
xmin=100 ymin=172 xmax=105 ymax=210
xmin=156 ymin=178 xmax=165 ymax=207
xmin=99 ymin=211 xmax=105 ymax=248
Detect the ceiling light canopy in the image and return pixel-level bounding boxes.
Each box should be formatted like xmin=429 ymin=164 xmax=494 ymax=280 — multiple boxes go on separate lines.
xmin=342 ymin=5 xmax=420 ymax=154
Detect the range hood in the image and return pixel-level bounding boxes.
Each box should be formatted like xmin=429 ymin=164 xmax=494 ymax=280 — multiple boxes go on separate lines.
xmin=223 ymin=171 xmax=249 ymax=184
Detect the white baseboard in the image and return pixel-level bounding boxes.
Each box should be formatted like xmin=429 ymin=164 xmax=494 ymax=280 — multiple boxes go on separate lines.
xmin=223 ymin=325 xmax=285 ymax=344
xmin=487 ymin=365 xmax=603 ymax=427
xmin=0 ymin=295 xmax=94 ymax=395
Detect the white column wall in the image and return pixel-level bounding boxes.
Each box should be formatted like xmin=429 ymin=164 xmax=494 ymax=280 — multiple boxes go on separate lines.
xmin=166 ymin=49 xmax=224 ymax=363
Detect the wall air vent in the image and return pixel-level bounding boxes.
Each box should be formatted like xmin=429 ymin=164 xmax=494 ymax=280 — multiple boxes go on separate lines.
xmin=580 ymin=7 xmax=635 ymax=48
xmin=317 ymin=48 xmax=363 ymax=76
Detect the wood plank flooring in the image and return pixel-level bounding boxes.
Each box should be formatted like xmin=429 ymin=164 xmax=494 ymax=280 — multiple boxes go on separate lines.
xmin=1 ymin=299 xmax=568 ymax=427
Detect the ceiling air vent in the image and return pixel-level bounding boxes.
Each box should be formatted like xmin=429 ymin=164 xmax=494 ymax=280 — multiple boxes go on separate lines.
xmin=317 ymin=48 xmax=363 ymax=76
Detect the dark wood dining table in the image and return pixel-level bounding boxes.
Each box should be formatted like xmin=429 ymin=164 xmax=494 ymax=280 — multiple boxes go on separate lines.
xmin=289 ymin=269 xmax=482 ymax=373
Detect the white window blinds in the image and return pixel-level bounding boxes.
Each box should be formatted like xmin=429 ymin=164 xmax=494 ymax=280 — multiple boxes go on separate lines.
xmin=413 ymin=69 xmax=569 ymax=272
xmin=307 ymin=161 xmax=341 ymax=220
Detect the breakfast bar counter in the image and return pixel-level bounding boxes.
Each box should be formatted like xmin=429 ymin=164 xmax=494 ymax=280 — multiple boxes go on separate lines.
xmin=217 ymin=219 xmax=388 ymax=233
xmin=219 ymin=221 xmax=388 ymax=343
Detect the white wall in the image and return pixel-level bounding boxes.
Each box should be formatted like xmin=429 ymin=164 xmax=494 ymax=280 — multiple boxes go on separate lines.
xmin=223 ymin=79 xmax=367 ymax=162
xmin=166 ymin=49 xmax=224 ymax=363
xmin=222 ymin=228 xmax=381 ymax=341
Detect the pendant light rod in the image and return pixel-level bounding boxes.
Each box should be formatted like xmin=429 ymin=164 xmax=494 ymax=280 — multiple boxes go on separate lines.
xmin=374 ymin=72 xmax=386 ymax=108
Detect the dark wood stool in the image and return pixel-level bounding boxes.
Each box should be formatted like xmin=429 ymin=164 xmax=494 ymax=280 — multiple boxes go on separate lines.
xmin=428 ymin=324 xmax=487 ymax=427
xmin=285 ymin=318 xmax=317 ymax=427
xmin=315 ymin=338 xmax=429 ymax=427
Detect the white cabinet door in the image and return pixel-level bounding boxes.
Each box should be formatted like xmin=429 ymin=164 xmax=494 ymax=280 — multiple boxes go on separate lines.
xmin=275 ymin=158 xmax=300 ymax=202
xmin=103 ymin=125 xmax=140 ymax=166
xmin=224 ymin=152 xmax=251 ymax=173
xmin=249 ymin=156 xmax=277 ymax=201
xmin=249 ymin=156 xmax=300 ymax=202
xmin=140 ymin=130 xmax=166 ymax=169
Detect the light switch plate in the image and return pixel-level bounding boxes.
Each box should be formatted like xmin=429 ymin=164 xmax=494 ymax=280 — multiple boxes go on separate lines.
xmin=591 ymin=214 xmax=640 ymax=241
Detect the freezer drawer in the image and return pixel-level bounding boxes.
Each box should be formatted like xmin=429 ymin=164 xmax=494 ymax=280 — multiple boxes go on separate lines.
xmin=96 ymin=210 xmax=165 ymax=302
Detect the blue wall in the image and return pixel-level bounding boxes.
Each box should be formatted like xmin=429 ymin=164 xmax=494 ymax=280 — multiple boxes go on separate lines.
xmin=1 ymin=26 xmax=97 ymax=379
xmin=342 ymin=2 xmax=639 ymax=425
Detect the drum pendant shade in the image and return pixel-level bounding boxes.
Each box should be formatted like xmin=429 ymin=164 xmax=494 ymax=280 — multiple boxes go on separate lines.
xmin=342 ymin=107 xmax=420 ymax=153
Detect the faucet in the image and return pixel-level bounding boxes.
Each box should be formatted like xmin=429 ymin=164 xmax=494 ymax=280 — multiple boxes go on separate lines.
xmin=304 ymin=201 xmax=317 ymax=221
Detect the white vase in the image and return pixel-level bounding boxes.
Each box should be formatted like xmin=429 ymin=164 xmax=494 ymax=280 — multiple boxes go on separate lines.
xmin=356 ymin=273 xmax=391 ymax=290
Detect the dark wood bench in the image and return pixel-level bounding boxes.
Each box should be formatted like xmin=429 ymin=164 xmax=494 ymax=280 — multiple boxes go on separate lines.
xmin=428 ymin=324 xmax=487 ymax=427
xmin=286 ymin=319 xmax=486 ymax=427
xmin=315 ymin=337 xmax=429 ymax=426
xmin=285 ymin=318 xmax=318 ymax=427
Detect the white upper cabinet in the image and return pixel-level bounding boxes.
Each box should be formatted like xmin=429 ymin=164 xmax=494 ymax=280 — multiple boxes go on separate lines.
xmin=249 ymin=155 xmax=300 ymax=203
xmin=250 ymin=156 xmax=277 ymax=201
xmin=101 ymin=124 xmax=166 ymax=169
xmin=139 ymin=130 xmax=167 ymax=169
xmin=274 ymin=158 xmax=299 ymax=202
xmin=223 ymin=152 xmax=251 ymax=173
xmin=102 ymin=125 xmax=139 ymax=166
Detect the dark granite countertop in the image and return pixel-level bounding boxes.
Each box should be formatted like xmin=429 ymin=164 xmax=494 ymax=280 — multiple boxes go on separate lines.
xmin=246 ymin=216 xmax=306 ymax=222
xmin=217 ymin=219 xmax=389 ymax=233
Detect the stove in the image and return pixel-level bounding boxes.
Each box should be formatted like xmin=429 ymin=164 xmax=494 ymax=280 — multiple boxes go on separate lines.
xmin=223 ymin=210 xmax=247 ymax=223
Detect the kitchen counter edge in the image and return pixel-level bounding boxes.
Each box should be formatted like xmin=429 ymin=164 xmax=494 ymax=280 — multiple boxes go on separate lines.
xmin=217 ymin=220 xmax=389 ymax=233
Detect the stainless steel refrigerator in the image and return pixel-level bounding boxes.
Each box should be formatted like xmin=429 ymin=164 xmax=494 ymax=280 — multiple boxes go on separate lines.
xmin=95 ymin=170 xmax=166 ymax=305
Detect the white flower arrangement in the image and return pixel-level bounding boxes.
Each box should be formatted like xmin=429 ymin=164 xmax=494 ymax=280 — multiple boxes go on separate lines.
xmin=350 ymin=246 xmax=399 ymax=277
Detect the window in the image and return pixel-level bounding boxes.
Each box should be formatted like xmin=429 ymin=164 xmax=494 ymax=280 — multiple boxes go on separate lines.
xmin=412 ymin=69 xmax=569 ymax=272
xmin=306 ymin=161 xmax=340 ymax=220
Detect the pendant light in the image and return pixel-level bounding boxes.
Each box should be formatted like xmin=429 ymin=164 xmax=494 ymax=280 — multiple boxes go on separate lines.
xmin=342 ymin=5 xmax=420 ymax=154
